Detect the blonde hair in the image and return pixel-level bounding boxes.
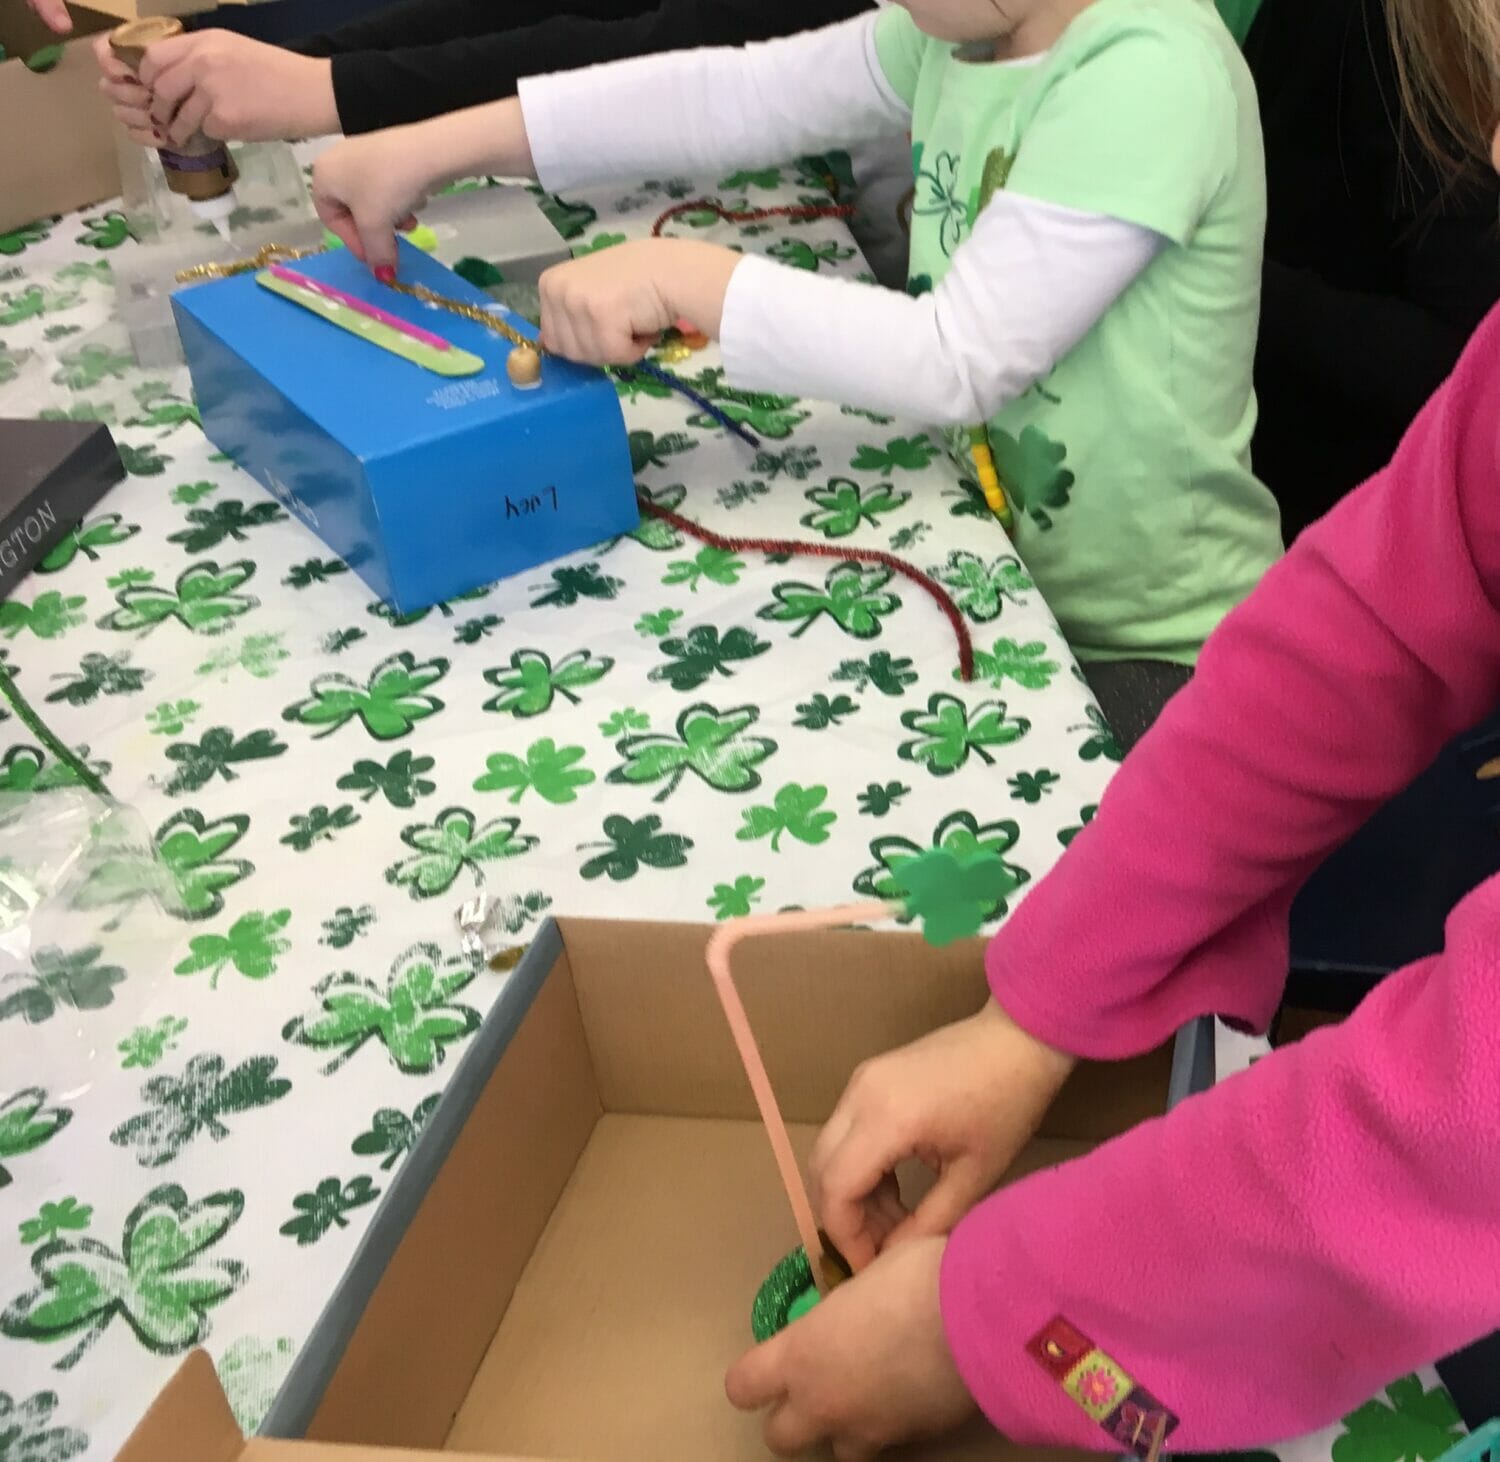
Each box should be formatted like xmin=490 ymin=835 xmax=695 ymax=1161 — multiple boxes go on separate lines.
xmin=1386 ymin=0 xmax=1500 ymax=163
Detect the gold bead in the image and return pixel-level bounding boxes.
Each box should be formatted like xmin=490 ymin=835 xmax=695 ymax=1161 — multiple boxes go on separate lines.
xmin=507 ymin=343 xmax=542 ymax=389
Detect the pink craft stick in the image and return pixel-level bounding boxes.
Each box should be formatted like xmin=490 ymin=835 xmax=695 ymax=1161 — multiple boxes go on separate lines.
xmin=706 ymin=898 xmax=897 ymax=1294
xmin=267 ymin=262 xmax=452 ymax=352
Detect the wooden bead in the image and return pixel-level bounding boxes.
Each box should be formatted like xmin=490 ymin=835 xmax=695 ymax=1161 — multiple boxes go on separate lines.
xmin=506 ymin=344 xmax=542 ymax=389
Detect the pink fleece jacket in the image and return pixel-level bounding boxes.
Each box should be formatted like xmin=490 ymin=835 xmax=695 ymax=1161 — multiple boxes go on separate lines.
xmin=941 ymin=299 xmax=1500 ymax=1451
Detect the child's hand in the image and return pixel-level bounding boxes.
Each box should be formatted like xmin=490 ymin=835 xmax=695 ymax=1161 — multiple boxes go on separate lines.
xmin=810 ymin=1000 xmax=1075 ymax=1271
xmin=313 ymin=130 xmax=434 ymax=277
xmin=538 ymin=239 xmax=741 ymax=366
xmin=131 ymin=32 xmax=337 ymax=145
xmin=27 ymin=0 xmax=70 ymax=33
xmin=725 ymin=1237 xmax=976 ymax=1459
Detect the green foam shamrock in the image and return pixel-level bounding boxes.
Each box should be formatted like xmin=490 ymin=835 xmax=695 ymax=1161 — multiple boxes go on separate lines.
xmin=888 ymin=846 xmax=1009 ymax=947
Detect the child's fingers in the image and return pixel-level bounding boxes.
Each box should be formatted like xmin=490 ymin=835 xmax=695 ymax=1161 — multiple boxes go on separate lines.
xmin=163 ymin=90 xmax=213 ymax=150
xmin=882 ymin=1158 xmax=985 ymax=1248
xmin=724 ymin=1334 xmax=789 ymax=1413
xmin=135 ymin=32 xmax=195 ymax=89
xmin=812 ymin=1123 xmax=907 ymax=1272
xmin=763 ymin=1397 xmax=824 ymax=1458
xmin=28 ymin=0 xmax=72 ymax=34
xmin=93 ymin=33 xmax=138 ymax=82
xmin=313 ymin=197 xmax=366 ymax=263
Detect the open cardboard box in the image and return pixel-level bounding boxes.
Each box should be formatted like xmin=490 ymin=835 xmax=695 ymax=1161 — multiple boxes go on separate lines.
xmin=0 ymin=0 xmax=266 ymax=232
xmin=120 ymin=918 xmax=1206 ymax=1462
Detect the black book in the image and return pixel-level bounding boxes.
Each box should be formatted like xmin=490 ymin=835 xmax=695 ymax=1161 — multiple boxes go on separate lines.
xmin=0 ymin=419 xmax=125 ymax=600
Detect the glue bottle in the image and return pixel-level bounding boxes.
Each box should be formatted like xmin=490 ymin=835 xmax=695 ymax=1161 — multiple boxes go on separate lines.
xmin=108 ymin=17 xmax=238 ymax=239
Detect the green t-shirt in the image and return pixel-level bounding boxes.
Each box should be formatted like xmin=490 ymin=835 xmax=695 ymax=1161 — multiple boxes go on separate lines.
xmin=877 ymin=0 xmax=1281 ymax=664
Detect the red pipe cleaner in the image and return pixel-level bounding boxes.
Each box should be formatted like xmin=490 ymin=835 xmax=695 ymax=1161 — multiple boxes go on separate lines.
xmin=652 ymin=199 xmax=856 ymax=237
xmin=637 ymin=496 xmax=975 ymax=682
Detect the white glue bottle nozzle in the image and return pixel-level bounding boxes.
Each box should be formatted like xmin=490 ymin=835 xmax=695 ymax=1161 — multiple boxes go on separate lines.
xmin=190 ymin=191 xmax=237 ymax=241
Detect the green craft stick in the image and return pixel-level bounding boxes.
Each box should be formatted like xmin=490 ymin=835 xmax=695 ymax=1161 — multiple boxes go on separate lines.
xmin=254 ymin=270 xmax=485 ymax=378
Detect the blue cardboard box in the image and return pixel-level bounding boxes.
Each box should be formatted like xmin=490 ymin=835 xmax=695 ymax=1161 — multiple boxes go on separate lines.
xmin=173 ymin=240 xmax=638 ymax=614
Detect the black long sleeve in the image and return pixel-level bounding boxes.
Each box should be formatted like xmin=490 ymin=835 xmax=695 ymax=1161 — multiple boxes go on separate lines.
xmin=288 ymin=0 xmax=869 ymax=136
xmin=1245 ymin=0 xmax=1500 ymax=538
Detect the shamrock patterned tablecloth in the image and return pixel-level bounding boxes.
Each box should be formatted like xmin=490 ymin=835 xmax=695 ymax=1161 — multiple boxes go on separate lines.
xmin=0 ymin=156 xmax=1463 ymax=1462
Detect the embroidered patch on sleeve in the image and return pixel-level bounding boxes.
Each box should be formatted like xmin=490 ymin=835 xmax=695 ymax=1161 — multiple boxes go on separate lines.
xmin=1026 ymin=1318 xmax=1179 ymax=1458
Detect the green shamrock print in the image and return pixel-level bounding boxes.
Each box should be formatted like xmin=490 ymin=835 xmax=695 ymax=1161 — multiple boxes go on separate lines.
xmin=651 ymin=624 xmax=770 ymax=692
xmin=322 ymin=627 xmax=366 ymax=655
xmin=352 ymin=1095 xmax=440 ymax=1171
xmin=196 ymin=632 xmax=289 ymax=682
xmin=578 ymin=814 xmax=694 ymax=882
xmin=737 ymin=782 xmax=835 ymax=851
xmin=719 ymin=167 xmax=783 ymax=190
xmin=573 ymin=231 xmax=626 ymax=257
xmin=1074 ymin=705 xmax=1124 ymax=763
xmin=280 ymin=1176 xmax=380 ymax=1246
xmin=831 ymin=652 xmax=917 ymax=697
xmin=337 ymin=750 xmax=436 ymax=808
xmin=753 ymin=445 xmax=821 ymax=481
xmin=118 ymin=443 xmax=173 ymax=477
xmin=663 ymin=546 xmax=744 ymax=593
xmin=106 ymin=568 xmax=153 ymax=590
xmin=530 ymin=188 xmax=598 ymax=239
xmin=0 ymin=946 xmax=126 ymax=1026
xmin=943 ymin=474 xmax=996 ymax=522
xmin=619 ymin=484 xmax=687 ymax=551
xmin=168 ymin=500 xmax=285 ymax=554
xmin=899 ymin=692 xmax=1031 ymax=775
xmin=0 ymin=590 xmax=86 ymax=641
xmin=71 ymin=809 xmax=251 ymax=923
xmin=760 ymin=563 xmax=901 ymax=642
xmin=1331 ymin=1375 xmax=1462 ymax=1462
xmin=0 ymin=341 xmax=30 ymax=384
xmin=0 ymin=1390 xmax=86 ymax=1461
xmin=635 ymin=608 xmax=683 ymax=638
xmin=101 ymin=559 xmax=258 ymax=636
xmin=19 ymin=1199 xmax=92 ymax=1247
xmin=966 ymin=637 xmax=1061 ymax=690
xmin=284 ymin=943 xmax=482 ymax=1075
xmin=385 ymin=806 xmax=537 ymax=898
xmin=147 ymin=700 xmax=199 ymax=736
xmin=110 ymin=1054 xmax=292 ymax=1168
xmin=454 ymin=614 xmax=504 ymax=645
xmin=283 ymin=652 xmax=448 ymax=740
xmin=1008 ymin=769 xmax=1060 ymax=803
xmin=0 ymin=286 xmax=59 ymax=327
xmin=0 ymin=1089 xmax=72 ymax=1188
xmin=482 ymin=647 xmax=614 ymax=717
xmin=283 ymin=557 xmax=347 ymax=589
xmin=935 ymin=552 xmax=1034 ymax=623
xmin=530 ymin=562 xmax=622 ymax=608
xmin=683 ymin=367 xmax=810 ymax=439
xmin=794 ymin=150 xmax=857 ymax=197
xmin=36 ymin=513 xmax=139 ymax=573
xmin=855 ymin=810 xmax=1030 ymax=922
xmin=1 ymin=1183 xmax=245 ymax=1369
xmin=46 ymin=651 xmax=149 ymax=707
xmin=475 ymin=890 xmax=552 ymax=935
xmin=162 ymin=727 xmax=286 ymax=795
xmin=914 ymin=151 xmax=967 ymax=256
xmin=708 ymin=875 xmax=766 ymax=920
xmin=857 ymin=781 xmax=910 ymax=817
xmin=118 ymin=1016 xmax=189 ymax=1071
xmin=0 ymin=744 xmax=104 ymax=794
xmin=77 ymin=211 xmax=134 ymax=249
xmin=219 ymin=1335 xmax=296 ymax=1436
xmin=52 ymin=342 xmax=132 ymax=392
xmin=171 ymin=479 xmax=219 ymax=509
xmin=991 ymin=425 xmax=1075 ymax=530
xmin=717 ymin=478 xmax=770 ymax=511
xmin=794 ymin=693 xmax=859 ymax=730
xmin=766 ymin=238 xmax=856 ymax=271
xmin=800 ymin=478 xmax=910 ymax=539
xmin=474 ymin=739 xmax=595 ymax=805
xmin=0 ymin=218 xmax=51 ymax=255
xmin=849 ymin=435 xmax=938 ymax=474
xmin=174 ymin=910 xmax=291 ymax=985
xmin=629 ymin=429 xmax=698 ymax=473
xmin=608 ymin=701 xmax=777 ymax=802
xmin=124 ymin=380 xmax=200 ymax=434
xmin=599 ymin=708 xmax=650 ymax=737
xmin=281 ymin=805 xmax=361 ymax=852
xmin=972 ymin=146 xmax=1015 ymax=220
xmin=321 ymin=904 xmax=376 ymax=949
xmin=890 ymin=847 xmax=1013 ymax=946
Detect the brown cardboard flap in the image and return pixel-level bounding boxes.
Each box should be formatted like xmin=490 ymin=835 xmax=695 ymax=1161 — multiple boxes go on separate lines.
xmin=244 ymin=1446 xmax=553 ymax=1461
xmin=115 ymin=1350 xmax=245 ymax=1462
